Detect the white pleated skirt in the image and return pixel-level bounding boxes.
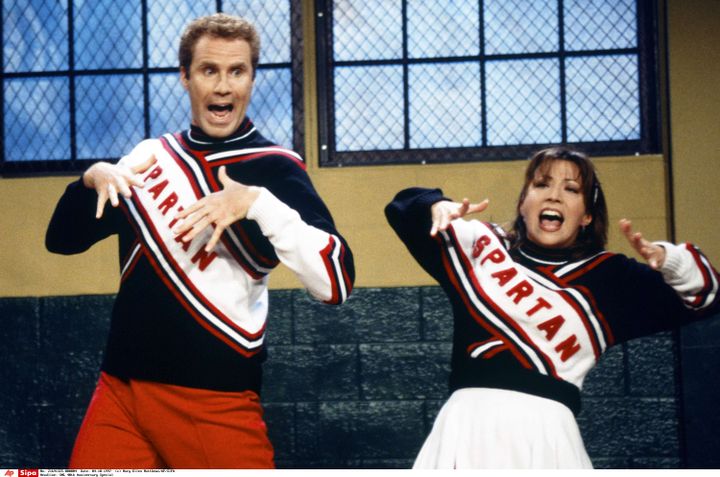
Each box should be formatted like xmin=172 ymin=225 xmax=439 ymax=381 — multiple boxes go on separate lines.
xmin=413 ymin=388 xmax=592 ymax=469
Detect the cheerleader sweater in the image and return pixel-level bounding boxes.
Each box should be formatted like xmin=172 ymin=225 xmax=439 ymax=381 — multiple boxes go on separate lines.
xmin=46 ymin=120 xmax=354 ymax=393
xmin=386 ymin=187 xmax=719 ymax=414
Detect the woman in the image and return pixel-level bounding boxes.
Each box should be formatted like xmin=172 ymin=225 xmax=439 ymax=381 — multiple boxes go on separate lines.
xmin=384 ymin=146 xmax=719 ymax=468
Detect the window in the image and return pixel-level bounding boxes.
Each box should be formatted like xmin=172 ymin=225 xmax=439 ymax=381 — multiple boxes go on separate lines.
xmin=316 ymin=0 xmax=661 ymax=166
xmin=1 ymin=0 xmax=302 ymax=174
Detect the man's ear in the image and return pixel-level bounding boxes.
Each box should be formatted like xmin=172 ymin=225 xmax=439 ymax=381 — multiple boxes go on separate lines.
xmin=180 ymin=67 xmax=189 ymax=91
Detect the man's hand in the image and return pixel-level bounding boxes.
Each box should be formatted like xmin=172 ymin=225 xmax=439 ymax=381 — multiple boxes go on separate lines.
xmin=430 ymin=198 xmax=489 ymax=236
xmin=173 ymin=166 xmax=261 ymax=252
xmin=83 ymin=155 xmax=156 ymax=219
xmin=619 ymin=218 xmax=666 ymax=270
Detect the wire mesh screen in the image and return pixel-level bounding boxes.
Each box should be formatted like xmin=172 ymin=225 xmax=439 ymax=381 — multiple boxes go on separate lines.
xmin=317 ymin=0 xmax=660 ymax=166
xmin=1 ymin=0 xmax=302 ymax=174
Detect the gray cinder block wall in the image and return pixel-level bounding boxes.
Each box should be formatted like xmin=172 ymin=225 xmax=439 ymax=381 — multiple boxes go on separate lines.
xmin=1 ymin=287 xmax=715 ymax=468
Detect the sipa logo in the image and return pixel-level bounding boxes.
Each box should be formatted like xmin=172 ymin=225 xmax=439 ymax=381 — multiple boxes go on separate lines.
xmin=19 ymin=471 xmax=38 ymax=477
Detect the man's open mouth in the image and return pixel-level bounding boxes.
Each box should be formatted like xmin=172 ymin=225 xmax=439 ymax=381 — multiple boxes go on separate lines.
xmin=208 ymin=104 xmax=233 ymax=114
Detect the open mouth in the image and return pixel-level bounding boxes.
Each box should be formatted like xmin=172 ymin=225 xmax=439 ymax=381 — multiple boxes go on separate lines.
xmin=539 ymin=209 xmax=563 ymax=231
xmin=208 ymin=103 xmax=233 ymax=117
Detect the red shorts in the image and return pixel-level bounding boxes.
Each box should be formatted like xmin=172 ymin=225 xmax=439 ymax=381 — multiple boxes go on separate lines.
xmin=69 ymin=372 xmax=275 ymax=469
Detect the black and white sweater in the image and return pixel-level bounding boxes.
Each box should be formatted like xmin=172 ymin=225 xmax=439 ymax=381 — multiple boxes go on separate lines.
xmin=46 ymin=119 xmax=355 ymax=393
xmin=386 ymin=187 xmax=718 ymax=414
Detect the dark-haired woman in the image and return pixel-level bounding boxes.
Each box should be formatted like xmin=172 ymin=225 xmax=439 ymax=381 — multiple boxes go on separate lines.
xmin=385 ymin=147 xmax=719 ymax=468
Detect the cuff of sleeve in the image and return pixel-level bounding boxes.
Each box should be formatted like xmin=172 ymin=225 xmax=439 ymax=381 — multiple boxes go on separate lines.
xmin=246 ymin=187 xmax=297 ymax=235
xmin=656 ymin=241 xmax=685 ymax=280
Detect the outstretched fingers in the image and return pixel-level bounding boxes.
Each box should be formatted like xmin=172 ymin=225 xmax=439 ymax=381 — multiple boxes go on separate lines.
xmin=466 ymin=198 xmax=490 ymax=215
xmin=619 ymin=218 xmax=665 ymax=269
xmin=430 ymin=198 xmax=489 ymax=236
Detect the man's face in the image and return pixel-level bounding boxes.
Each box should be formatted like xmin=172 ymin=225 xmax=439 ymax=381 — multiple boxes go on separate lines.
xmin=180 ymin=35 xmax=255 ymax=138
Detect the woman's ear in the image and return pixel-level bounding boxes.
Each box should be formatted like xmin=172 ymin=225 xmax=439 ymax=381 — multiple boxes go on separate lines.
xmin=582 ymin=213 xmax=592 ymax=227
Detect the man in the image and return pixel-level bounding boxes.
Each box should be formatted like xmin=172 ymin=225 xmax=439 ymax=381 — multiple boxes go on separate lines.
xmin=46 ymin=13 xmax=354 ymax=468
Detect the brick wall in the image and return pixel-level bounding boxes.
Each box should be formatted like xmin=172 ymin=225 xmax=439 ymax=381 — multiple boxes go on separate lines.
xmin=0 ymin=287 xmax=708 ymax=468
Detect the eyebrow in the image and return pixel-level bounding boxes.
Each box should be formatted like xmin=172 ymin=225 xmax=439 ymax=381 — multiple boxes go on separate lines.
xmin=536 ymin=173 xmax=581 ymax=183
xmin=195 ymin=60 xmax=249 ymax=70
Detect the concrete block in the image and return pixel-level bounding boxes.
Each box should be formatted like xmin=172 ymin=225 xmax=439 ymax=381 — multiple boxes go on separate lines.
xmin=360 ymin=343 xmax=451 ymax=400
xmin=627 ymin=333 xmax=677 ymax=397
xmin=420 ymin=287 xmax=453 ymax=341
xmin=264 ymin=402 xmax=295 ymax=461
xmin=582 ymin=344 xmax=625 ymax=396
xmin=315 ymin=401 xmax=425 ymax=460
xmin=263 ymin=344 xmax=359 ymax=402
xmin=266 ymin=289 xmax=294 ymax=345
xmin=294 ymin=288 xmax=420 ymax=344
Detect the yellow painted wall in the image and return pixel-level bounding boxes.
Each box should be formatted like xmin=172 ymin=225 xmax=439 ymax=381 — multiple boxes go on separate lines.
xmin=0 ymin=0 xmax=714 ymax=298
xmin=667 ymin=0 xmax=720 ymax=254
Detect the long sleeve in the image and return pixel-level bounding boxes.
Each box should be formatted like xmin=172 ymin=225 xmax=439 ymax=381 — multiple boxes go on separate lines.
xmin=45 ymin=177 xmax=119 ymax=255
xmin=384 ymin=187 xmax=452 ymax=282
xmin=656 ymin=241 xmax=719 ymax=311
xmin=245 ymin=159 xmax=354 ymax=305
xmin=587 ymin=246 xmax=720 ymax=344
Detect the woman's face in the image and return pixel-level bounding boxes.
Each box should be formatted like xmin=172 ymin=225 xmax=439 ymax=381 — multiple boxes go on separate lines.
xmin=519 ymin=159 xmax=592 ymax=249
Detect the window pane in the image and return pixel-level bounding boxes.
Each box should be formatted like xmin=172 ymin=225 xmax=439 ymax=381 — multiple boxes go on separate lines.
xmin=149 ymin=72 xmax=189 ymax=137
xmin=407 ymin=0 xmax=479 ymax=58
xmin=249 ymin=67 xmax=293 ymax=148
xmin=3 ymin=0 xmax=69 ymax=72
xmin=484 ymin=0 xmax=558 ymax=54
xmin=4 ymin=77 xmax=70 ymax=161
xmin=486 ymin=59 xmax=561 ymax=145
xmin=565 ymin=0 xmax=636 ymax=51
xmin=334 ymin=65 xmax=404 ymax=151
xmin=225 ymin=0 xmax=291 ymax=64
xmin=74 ymin=0 xmax=142 ymax=70
xmin=333 ymin=0 xmax=403 ymax=61
xmin=566 ymin=55 xmax=640 ymax=142
xmin=75 ymin=74 xmax=145 ymax=158
xmin=147 ymin=0 xmax=215 ymax=68
xmin=409 ymin=62 xmax=482 ymax=149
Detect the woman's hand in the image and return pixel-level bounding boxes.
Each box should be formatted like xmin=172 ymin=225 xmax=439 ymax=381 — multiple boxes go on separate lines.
xmin=619 ymin=218 xmax=666 ymax=270
xmin=430 ymin=198 xmax=489 ymax=236
xmin=173 ymin=166 xmax=261 ymax=252
xmin=83 ymin=155 xmax=156 ymax=219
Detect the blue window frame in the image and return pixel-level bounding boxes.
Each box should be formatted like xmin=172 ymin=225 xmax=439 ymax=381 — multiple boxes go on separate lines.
xmin=315 ymin=0 xmax=661 ymax=166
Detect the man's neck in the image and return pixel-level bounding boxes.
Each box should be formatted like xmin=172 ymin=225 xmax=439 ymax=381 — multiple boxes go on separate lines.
xmin=187 ymin=118 xmax=254 ymax=145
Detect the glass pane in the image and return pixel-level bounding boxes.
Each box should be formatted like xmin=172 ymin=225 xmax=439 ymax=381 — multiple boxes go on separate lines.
xmin=225 ymin=0 xmax=291 ymax=64
xmin=409 ymin=62 xmax=482 ymax=149
xmin=407 ymin=0 xmax=479 ymax=58
xmin=248 ymin=67 xmax=293 ymax=148
xmin=74 ymin=0 xmax=142 ymax=70
xmin=565 ymin=0 xmax=636 ymax=51
xmin=566 ymin=55 xmax=640 ymax=142
xmin=333 ymin=0 xmax=402 ymax=61
xmin=149 ymin=72 xmax=189 ymax=137
xmin=4 ymin=77 xmax=70 ymax=161
xmin=334 ymin=65 xmax=404 ymax=151
xmin=3 ymin=0 xmax=69 ymax=72
xmin=484 ymin=0 xmax=558 ymax=54
xmin=147 ymin=0 xmax=215 ymax=68
xmin=75 ymin=74 xmax=145 ymax=159
xmin=486 ymin=59 xmax=561 ymax=145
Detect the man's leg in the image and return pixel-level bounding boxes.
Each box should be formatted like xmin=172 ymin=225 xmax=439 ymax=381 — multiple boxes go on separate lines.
xmin=134 ymin=381 xmax=275 ymax=468
xmin=69 ymin=373 xmax=165 ymax=469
